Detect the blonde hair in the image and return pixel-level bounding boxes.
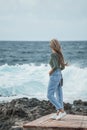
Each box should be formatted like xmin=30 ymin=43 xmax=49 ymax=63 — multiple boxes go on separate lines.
xmin=50 ymin=39 xmax=65 ymax=68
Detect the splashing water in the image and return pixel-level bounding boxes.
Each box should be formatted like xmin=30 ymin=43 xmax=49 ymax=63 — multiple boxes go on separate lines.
xmin=0 ymin=63 xmax=87 ymax=103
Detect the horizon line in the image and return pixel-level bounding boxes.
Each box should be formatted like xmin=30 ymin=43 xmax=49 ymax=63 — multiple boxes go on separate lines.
xmin=0 ymin=40 xmax=87 ymax=42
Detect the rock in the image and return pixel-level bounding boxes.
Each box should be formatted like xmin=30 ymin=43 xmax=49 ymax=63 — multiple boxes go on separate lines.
xmin=73 ymin=99 xmax=83 ymax=106
xmin=12 ymin=107 xmax=28 ymax=118
xmin=83 ymin=101 xmax=87 ymax=106
xmin=64 ymin=103 xmax=72 ymax=110
xmin=64 ymin=103 xmax=72 ymax=114
xmin=28 ymin=98 xmax=41 ymax=107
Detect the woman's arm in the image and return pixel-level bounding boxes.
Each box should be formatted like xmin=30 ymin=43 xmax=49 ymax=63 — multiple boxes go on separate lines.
xmin=49 ymin=54 xmax=57 ymax=75
xmin=49 ymin=68 xmax=54 ymax=75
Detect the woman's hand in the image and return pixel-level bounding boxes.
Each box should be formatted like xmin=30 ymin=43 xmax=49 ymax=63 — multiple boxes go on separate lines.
xmin=49 ymin=69 xmax=54 ymax=75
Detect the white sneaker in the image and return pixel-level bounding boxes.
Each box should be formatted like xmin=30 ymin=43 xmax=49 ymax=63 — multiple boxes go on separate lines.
xmin=61 ymin=111 xmax=66 ymax=118
xmin=56 ymin=112 xmax=66 ymax=120
xmin=50 ymin=114 xmax=57 ymax=119
xmin=56 ymin=112 xmax=62 ymax=120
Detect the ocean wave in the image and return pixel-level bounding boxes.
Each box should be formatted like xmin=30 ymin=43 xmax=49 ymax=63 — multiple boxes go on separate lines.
xmin=0 ymin=63 xmax=87 ymax=102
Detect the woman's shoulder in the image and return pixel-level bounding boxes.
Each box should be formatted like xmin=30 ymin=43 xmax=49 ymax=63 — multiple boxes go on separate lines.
xmin=51 ymin=53 xmax=58 ymax=57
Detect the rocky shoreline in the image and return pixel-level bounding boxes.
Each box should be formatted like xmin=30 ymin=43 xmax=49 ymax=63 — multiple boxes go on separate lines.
xmin=0 ymin=98 xmax=87 ymax=130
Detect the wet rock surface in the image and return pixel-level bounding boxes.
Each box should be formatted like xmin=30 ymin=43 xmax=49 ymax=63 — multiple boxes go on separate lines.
xmin=0 ymin=98 xmax=87 ymax=130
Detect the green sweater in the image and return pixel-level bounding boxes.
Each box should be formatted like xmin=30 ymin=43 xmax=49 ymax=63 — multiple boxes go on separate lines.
xmin=49 ymin=53 xmax=65 ymax=71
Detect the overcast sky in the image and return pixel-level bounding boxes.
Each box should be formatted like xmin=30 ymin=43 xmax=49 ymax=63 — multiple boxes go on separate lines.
xmin=0 ymin=0 xmax=87 ymax=41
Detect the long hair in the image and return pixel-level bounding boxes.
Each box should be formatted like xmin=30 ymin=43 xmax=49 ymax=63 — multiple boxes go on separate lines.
xmin=50 ymin=39 xmax=65 ymax=68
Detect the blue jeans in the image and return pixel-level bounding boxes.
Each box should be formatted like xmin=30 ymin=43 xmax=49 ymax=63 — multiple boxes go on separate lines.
xmin=47 ymin=69 xmax=63 ymax=110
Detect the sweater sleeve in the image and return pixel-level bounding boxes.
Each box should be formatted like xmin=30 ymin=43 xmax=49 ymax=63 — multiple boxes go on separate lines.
xmin=51 ymin=54 xmax=58 ymax=70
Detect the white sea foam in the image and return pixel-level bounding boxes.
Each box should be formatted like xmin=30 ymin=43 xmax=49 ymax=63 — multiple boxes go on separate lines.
xmin=0 ymin=64 xmax=87 ymax=103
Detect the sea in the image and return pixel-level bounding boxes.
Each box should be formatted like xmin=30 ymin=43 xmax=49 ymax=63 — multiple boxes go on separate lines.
xmin=0 ymin=41 xmax=87 ymax=103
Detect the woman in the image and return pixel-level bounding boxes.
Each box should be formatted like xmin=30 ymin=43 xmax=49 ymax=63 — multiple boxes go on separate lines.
xmin=47 ymin=39 xmax=68 ymax=120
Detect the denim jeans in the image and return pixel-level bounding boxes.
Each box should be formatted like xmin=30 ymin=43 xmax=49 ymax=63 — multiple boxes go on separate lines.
xmin=47 ymin=69 xmax=63 ymax=110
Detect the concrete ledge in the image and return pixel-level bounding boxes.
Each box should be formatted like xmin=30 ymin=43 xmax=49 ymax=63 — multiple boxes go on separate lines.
xmin=23 ymin=113 xmax=87 ymax=130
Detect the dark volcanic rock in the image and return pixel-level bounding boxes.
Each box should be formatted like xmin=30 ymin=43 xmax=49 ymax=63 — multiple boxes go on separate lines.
xmin=73 ymin=99 xmax=83 ymax=106
xmin=0 ymin=98 xmax=87 ymax=130
xmin=64 ymin=102 xmax=72 ymax=114
xmin=71 ymin=99 xmax=87 ymax=115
